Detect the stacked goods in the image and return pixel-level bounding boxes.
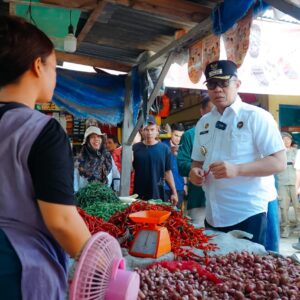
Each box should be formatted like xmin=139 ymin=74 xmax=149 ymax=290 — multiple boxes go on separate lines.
xmin=84 ymin=202 xmax=128 ymax=221
xmin=75 ymin=182 xmax=119 ymax=208
xmin=137 ymin=252 xmax=300 ymax=299
xmin=136 ymin=252 xmax=300 ymax=299
xmin=204 ymin=252 xmax=300 ymax=299
xmin=78 ymin=200 xmax=217 ymax=259
xmin=109 ymin=201 xmax=217 ymax=259
xmin=77 ymin=207 xmax=123 ymax=238
xmin=75 ymin=182 xmax=127 ymax=220
xmin=136 ymin=263 xmax=219 ymax=300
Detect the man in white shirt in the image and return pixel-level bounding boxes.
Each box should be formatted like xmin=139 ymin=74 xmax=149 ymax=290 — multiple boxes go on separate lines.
xmin=189 ymin=60 xmax=286 ymax=246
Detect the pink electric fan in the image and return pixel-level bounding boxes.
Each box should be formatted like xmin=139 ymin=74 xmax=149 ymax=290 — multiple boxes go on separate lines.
xmin=69 ymin=232 xmax=140 ymax=300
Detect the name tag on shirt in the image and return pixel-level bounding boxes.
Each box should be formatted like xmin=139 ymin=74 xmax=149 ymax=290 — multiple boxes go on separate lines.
xmin=216 ymin=121 xmax=227 ymax=130
xmin=200 ymin=130 xmax=209 ymax=135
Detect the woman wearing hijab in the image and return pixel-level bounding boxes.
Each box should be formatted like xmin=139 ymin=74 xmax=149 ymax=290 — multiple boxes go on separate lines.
xmin=0 ymin=16 xmax=91 ymax=299
xmin=74 ymin=126 xmax=120 ymax=192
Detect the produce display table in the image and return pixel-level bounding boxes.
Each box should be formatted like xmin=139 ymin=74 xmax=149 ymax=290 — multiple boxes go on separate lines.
xmin=76 ymin=195 xmax=300 ymax=299
xmin=123 ymin=230 xmax=267 ymax=270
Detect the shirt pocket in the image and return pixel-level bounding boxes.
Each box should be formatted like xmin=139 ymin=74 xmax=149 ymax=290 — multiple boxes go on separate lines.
xmin=227 ymin=130 xmax=252 ymax=158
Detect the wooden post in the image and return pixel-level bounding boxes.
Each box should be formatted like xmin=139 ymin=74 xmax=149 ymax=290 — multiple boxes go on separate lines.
xmin=127 ymin=51 xmax=176 ymax=145
xmin=120 ymin=72 xmax=133 ymax=196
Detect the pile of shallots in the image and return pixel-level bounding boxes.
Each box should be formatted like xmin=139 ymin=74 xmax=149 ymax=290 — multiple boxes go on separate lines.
xmin=137 ymin=251 xmax=300 ymax=299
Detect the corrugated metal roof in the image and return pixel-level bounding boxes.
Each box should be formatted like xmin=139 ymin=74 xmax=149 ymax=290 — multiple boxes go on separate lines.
xmin=76 ymin=3 xmax=209 ymax=67
xmin=43 ymin=0 xmax=220 ymax=70
xmin=77 ymin=42 xmax=141 ymax=65
xmin=4 ymin=0 xmax=300 ymax=71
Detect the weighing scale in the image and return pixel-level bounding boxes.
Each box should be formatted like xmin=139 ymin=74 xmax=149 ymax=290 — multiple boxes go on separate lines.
xmin=129 ymin=210 xmax=172 ymax=258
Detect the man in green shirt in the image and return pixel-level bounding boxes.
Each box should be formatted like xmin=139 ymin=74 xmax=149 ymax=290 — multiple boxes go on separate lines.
xmin=177 ymin=96 xmax=213 ymax=225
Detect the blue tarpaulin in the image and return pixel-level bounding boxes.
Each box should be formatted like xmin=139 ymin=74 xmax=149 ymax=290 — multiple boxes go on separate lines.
xmin=212 ymin=0 xmax=269 ymax=35
xmin=53 ymin=67 xmax=141 ymax=125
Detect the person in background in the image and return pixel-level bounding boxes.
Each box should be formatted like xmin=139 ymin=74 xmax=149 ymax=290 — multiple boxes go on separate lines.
xmin=292 ymin=150 xmax=300 ymax=250
xmin=112 ymin=131 xmax=142 ymax=195
xmin=177 ymin=95 xmax=213 ymax=225
xmin=190 ymin=60 xmax=286 ymax=246
xmin=0 ymin=16 xmax=91 ymax=299
xmin=106 ymin=134 xmax=121 ymax=171
xmin=106 ymin=134 xmax=120 ymax=154
xmin=74 ymin=126 xmax=120 ymax=192
xmin=162 ymin=123 xmax=185 ymax=208
xmin=133 ymin=116 xmax=178 ymax=204
xmin=277 ymin=132 xmax=299 ymax=238
xmin=265 ymin=184 xmax=281 ymax=252
xmin=291 ymin=141 xmax=299 ymax=150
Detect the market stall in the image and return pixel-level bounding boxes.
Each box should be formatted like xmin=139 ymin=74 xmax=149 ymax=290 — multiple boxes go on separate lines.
xmin=74 ymin=182 xmax=300 ymax=299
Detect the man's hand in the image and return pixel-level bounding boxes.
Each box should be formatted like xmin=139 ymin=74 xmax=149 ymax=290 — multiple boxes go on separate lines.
xmin=184 ymin=184 xmax=188 ymax=196
xmin=209 ymin=161 xmax=239 ymax=179
xmin=189 ymin=167 xmax=205 ymax=186
xmin=171 ymin=145 xmax=179 ymax=155
xmin=170 ymin=193 xmax=178 ymax=206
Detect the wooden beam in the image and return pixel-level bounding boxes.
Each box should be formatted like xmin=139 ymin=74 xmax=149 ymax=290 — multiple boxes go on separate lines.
xmin=41 ymin=0 xmax=95 ymax=10
xmin=138 ymin=16 xmax=212 ymax=71
xmin=127 ymin=51 xmax=175 ymax=145
xmin=264 ymin=0 xmax=300 ymax=21
xmin=107 ymin=0 xmax=212 ymax=23
xmin=77 ymin=1 xmax=107 ymax=45
xmin=55 ymin=50 xmax=131 ymax=71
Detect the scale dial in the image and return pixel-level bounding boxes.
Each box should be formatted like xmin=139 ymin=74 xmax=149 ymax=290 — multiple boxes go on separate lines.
xmin=131 ymin=230 xmax=158 ymax=255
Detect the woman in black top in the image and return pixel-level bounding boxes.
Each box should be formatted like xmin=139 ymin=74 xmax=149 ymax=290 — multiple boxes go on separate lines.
xmin=0 ymin=16 xmax=91 ymax=299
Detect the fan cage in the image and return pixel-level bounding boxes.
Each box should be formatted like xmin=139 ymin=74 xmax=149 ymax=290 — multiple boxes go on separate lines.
xmin=70 ymin=232 xmax=122 ymax=300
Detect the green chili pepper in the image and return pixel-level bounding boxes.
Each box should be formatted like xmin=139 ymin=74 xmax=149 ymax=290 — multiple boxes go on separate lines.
xmin=75 ymin=182 xmax=120 ymax=208
xmin=84 ymin=202 xmax=128 ymax=221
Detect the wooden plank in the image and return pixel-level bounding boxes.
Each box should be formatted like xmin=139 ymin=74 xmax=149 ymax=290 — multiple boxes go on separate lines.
xmin=264 ymin=0 xmax=300 ymax=21
xmin=4 ymin=0 xmax=87 ymax=11
xmin=106 ymin=0 xmax=212 ymax=23
xmin=9 ymin=2 xmax=16 ymax=15
xmin=77 ymin=0 xmax=107 ymax=45
xmin=127 ymin=51 xmax=175 ymax=145
xmin=138 ymin=16 xmax=212 ymax=71
xmin=55 ymin=50 xmax=131 ymax=71
xmin=120 ymin=73 xmax=134 ymax=196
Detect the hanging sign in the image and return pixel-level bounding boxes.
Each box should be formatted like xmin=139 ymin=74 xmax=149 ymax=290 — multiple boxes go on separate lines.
xmin=223 ymin=10 xmax=253 ymax=67
xmin=188 ymin=40 xmax=203 ymax=84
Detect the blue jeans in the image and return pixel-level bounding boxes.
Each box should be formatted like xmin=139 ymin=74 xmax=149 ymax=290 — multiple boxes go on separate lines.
xmin=265 ymin=199 xmax=280 ymax=252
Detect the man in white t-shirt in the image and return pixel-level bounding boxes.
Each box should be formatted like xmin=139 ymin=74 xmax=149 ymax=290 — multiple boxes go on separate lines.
xmin=189 ymin=60 xmax=286 ymax=246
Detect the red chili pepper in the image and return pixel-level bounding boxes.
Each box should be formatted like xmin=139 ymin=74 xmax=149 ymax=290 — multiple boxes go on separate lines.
xmin=204 ymin=169 xmax=210 ymax=177
xmin=79 ymin=202 xmax=218 ymax=262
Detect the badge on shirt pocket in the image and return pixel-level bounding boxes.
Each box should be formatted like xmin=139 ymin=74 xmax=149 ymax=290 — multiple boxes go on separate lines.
xmin=200 ymin=146 xmax=207 ymax=156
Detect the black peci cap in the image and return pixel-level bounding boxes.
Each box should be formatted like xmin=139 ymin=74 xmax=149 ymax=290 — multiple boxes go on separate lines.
xmin=204 ymin=60 xmax=238 ymax=81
